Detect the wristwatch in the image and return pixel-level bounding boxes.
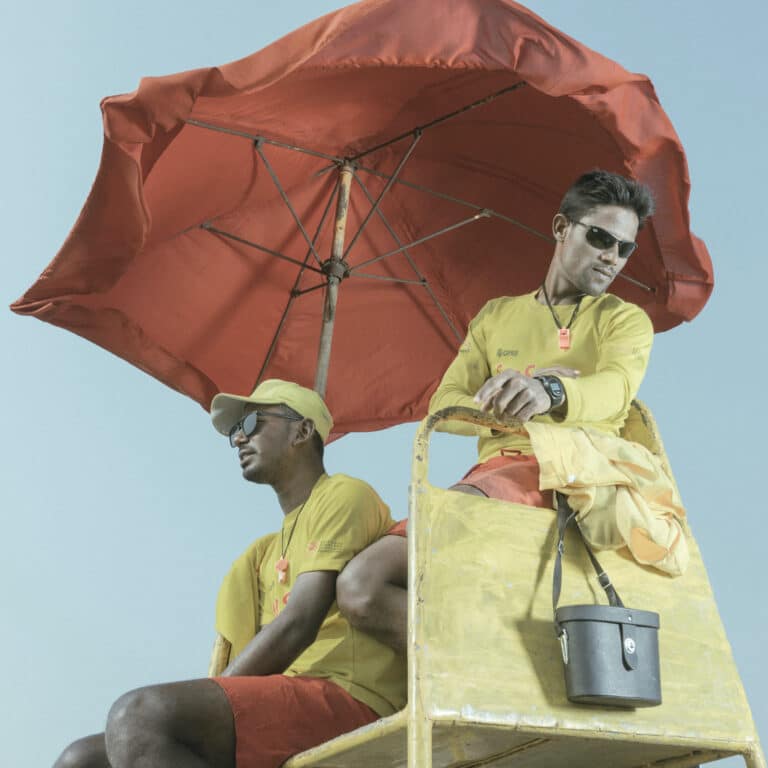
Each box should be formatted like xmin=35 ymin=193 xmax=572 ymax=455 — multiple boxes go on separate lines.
xmin=534 ymin=375 xmax=566 ymax=412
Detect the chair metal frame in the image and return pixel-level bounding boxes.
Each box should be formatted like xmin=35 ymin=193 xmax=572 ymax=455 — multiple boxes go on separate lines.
xmin=216 ymin=401 xmax=765 ymax=768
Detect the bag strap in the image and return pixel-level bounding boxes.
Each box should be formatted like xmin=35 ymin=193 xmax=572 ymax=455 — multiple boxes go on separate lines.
xmin=552 ymin=493 xmax=624 ymax=629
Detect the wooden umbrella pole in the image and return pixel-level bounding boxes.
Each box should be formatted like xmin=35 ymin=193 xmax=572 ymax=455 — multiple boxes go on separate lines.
xmin=314 ymin=162 xmax=354 ymax=396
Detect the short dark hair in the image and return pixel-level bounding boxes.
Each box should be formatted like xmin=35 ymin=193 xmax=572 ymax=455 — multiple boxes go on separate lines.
xmin=558 ymin=170 xmax=655 ymax=229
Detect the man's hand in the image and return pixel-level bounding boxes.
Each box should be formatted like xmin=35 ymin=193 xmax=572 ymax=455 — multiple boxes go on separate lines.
xmin=474 ymin=370 xmax=551 ymax=422
xmin=473 ymin=367 xmax=580 ymax=422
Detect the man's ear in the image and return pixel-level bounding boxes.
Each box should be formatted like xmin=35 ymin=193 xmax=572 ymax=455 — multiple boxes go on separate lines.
xmin=552 ymin=213 xmax=570 ymax=241
xmin=293 ymin=418 xmax=316 ymax=447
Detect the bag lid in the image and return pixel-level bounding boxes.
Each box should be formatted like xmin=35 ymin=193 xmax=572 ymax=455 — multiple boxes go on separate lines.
xmin=556 ymin=603 xmax=660 ymax=629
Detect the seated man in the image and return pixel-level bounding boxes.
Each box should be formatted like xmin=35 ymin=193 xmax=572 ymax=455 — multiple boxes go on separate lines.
xmin=336 ymin=169 xmax=656 ymax=653
xmin=54 ymin=379 xmax=406 ymax=768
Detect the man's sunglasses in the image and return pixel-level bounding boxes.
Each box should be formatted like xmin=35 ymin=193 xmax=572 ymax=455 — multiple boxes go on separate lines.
xmin=572 ymin=220 xmax=637 ymax=259
xmin=229 ymin=409 xmax=303 ymax=447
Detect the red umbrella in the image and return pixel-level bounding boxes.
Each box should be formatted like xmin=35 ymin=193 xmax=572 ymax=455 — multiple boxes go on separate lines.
xmin=11 ymin=0 xmax=712 ymax=436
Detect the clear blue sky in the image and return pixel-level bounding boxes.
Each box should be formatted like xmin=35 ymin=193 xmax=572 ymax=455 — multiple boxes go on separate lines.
xmin=1 ymin=2 xmax=765 ymax=765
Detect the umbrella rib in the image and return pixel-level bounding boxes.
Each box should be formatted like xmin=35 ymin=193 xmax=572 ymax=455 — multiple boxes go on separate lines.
xmin=201 ymin=223 xmax=324 ymax=274
xmin=349 ymin=273 xmax=426 ymax=285
xmin=342 ymin=132 xmax=422 ymax=261
xmin=352 ymin=172 xmax=463 ymax=342
xmin=185 ymin=120 xmax=341 ymax=162
xmin=356 ymin=164 xmax=552 ymax=243
xmin=257 ymin=136 xmax=342 ymax=163
xmin=616 ymin=272 xmax=654 ymax=292
xmin=254 ymin=293 xmax=300 ymax=389
xmin=486 ymin=209 xmax=552 ymax=243
xmin=349 ymin=82 xmax=527 ymax=161
xmin=349 ymin=211 xmax=490 ymax=272
xmin=292 ymin=282 xmax=328 ymax=296
xmin=253 ymin=176 xmax=341 ymax=387
xmin=254 ymin=141 xmax=325 ymax=266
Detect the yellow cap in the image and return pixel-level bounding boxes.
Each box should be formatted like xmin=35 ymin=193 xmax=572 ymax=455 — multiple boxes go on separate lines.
xmin=210 ymin=379 xmax=334 ymax=443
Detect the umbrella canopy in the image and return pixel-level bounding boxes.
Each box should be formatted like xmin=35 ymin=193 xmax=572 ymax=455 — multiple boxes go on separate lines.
xmin=11 ymin=0 xmax=712 ymax=436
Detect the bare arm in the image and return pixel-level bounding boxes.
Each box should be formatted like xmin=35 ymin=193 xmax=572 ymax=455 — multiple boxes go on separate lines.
xmin=221 ymin=570 xmax=336 ymax=677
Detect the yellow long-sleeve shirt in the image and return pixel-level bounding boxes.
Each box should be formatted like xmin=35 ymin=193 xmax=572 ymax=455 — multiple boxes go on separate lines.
xmin=428 ymin=291 xmax=654 ymax=461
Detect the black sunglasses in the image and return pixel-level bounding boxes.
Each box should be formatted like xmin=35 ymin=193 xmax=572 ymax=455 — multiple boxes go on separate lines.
xmin=572 ymin=220 xmax=637 ymax=259
xmin=228 ymin=409 xmax=303 ymax=447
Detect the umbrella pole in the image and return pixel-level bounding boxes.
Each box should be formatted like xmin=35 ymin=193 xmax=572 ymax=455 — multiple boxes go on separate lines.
xmin=314 ymin=162 xmax=354 ymax=397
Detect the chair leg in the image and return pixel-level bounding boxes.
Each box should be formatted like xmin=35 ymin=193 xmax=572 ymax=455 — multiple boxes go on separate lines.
xmin=744 ymin=744 xmax=767 ymax=768
xmin=408 ymin=716 xmax=432 ymax=768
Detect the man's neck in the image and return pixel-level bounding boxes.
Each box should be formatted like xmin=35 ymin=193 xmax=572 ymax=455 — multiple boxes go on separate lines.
xmin=274 ymin=464 xmax=325 ymax=515
xmin=539 ymin=273 xmax=584 ymax=305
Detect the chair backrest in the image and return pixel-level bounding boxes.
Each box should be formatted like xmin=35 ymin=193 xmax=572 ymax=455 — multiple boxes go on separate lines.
xmin=405 ymin=403 xmax=764 ymax=768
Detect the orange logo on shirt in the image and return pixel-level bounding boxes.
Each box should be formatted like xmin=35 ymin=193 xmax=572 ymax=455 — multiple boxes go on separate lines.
xmin=494 ymin=363 xmax=537 ymax=376
xmin=307 ymin=541 xmax=319 ymax=552
xmin=272 ymin=592 xmax=291 ymax=615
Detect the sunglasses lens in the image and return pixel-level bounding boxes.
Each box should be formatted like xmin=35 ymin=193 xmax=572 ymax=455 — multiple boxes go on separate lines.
xmin=585 ymin=226 xmax=636 ymax=259
xmin=242 ymin=411 xmax=260 ymax=438
xmin=618 ymin=242 xmax=637 ymax=259
xmin=228 ymin=411 xmax=261 ymax=446
xmin=585 ymin=226 xmax=615 ymax=251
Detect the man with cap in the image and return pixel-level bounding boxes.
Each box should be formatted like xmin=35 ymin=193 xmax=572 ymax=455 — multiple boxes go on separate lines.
xmin=53 ymin=379 xmax=406 ymax=768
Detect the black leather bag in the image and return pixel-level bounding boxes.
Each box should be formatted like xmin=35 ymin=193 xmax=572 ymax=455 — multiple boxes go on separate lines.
xmin=552 ymin=494 xmax=662 ymax=708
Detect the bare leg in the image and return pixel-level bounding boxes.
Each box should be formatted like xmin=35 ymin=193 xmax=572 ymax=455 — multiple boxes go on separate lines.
xmin=337 ymin=484 xmax=485 ymax=653
xmin=104 ymin=678 xmax=234 ymax=768
xmin=53 ymin=734 xmax=109 ymax=768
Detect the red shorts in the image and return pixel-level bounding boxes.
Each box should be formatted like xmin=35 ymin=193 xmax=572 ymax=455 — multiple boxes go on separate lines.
xmin=212 ymin=675 xmax=378 ymax=768
xmin=387 ymin=453 xmax=552 ymax=538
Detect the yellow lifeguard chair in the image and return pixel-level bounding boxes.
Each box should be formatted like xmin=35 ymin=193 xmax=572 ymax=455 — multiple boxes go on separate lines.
xmin=211 ymin=401 xmax=765 ymax=768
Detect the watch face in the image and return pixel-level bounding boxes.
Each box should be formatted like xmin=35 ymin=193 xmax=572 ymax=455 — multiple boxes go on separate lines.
xmin=539 ymin=376 xmax=564 ymax=407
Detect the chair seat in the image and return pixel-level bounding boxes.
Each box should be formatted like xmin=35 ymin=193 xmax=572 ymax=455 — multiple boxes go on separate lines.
xmin=284 ymin=711 xmax=735 ymax=768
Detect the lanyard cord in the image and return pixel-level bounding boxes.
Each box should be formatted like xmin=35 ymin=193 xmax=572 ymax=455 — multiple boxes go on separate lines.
xmin=281 ymin=500 xmax=307 ymax=558
xmin=276 ymin=499 xmax=309 ymax=584
xmin=540 ymin=283 xmax=584 ymax=332
xmin=276 ymin=483 xmax=320 ymax=584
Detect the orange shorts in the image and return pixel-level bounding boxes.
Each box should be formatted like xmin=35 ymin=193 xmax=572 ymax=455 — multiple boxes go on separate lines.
xmin=387 ymin=453 xmax=552 ymax=538
xmin=212 ymin=675 xmax=378 ymax=768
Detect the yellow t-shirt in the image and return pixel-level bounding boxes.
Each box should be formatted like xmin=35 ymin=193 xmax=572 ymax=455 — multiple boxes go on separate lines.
xmin=217 ymin=473 xmax=406 ymax=716
xmin=428 ymin=291 xmax=653 ymax=462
